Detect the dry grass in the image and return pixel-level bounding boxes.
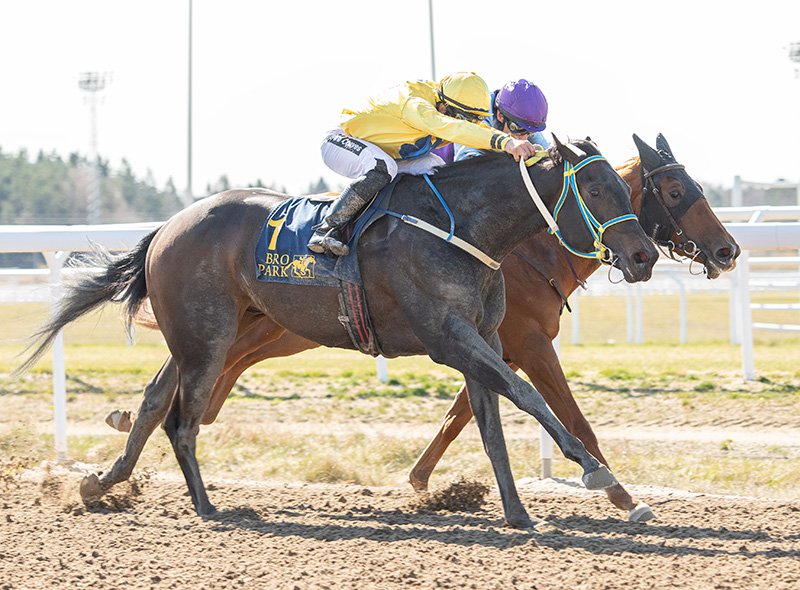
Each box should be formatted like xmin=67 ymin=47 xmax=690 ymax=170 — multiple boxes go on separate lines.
xmin=1 ymin=299 xmax=798 ymax=500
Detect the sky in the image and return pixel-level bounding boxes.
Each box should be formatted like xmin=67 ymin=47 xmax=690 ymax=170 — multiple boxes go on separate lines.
xmin=2 ymin=0 xmax=799 ymax=198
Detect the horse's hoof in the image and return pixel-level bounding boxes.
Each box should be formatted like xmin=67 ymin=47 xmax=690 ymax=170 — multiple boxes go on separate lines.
xmin=582 ymin=465 xmax=617 ymax=490
xmin=408 ymin=473 xmax=429 ymax=492
xmin=197 ymin=503 xmax=218 ymax=518
xmin=79 ymin=474 xmax=103 ymax=502
xmin=628 ymin=502 xmax=656 ymax=522
xmin=505 ymin=513 xmax=537 ymax=530
xmin=104 ymin=410 xmax=134 ymax=433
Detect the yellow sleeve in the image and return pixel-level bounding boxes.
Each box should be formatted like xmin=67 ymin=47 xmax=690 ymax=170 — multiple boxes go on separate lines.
xmin=400 ymin=97 xmax=511 ymax=152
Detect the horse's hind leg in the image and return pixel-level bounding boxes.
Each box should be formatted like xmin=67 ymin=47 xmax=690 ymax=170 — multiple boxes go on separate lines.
xmin=409 ymin=384 xmax=472 ymax=491
xmin=161 ymin=306 xmax=239 ymax=516
xmin=81 ymin=357 xmax=178 ymax=499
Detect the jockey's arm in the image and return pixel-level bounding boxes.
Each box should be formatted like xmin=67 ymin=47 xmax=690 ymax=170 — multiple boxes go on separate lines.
xmin=401 ymin=98 xmax=537 ymax=161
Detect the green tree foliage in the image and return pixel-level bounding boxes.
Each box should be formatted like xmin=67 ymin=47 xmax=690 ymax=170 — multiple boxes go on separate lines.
xmin=306 ymin=176 xmax=330 ymax=194
xmin=0 ymin=148 xmax=184 ymax=225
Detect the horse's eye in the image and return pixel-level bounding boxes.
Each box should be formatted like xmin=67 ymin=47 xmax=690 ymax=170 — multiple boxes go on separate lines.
xmin=669 ymin=189 xmax=681 ymax=200
xmin=589 ymin=188 xmax=600 ymax=198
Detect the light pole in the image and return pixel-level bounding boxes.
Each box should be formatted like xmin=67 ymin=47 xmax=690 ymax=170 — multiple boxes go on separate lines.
xmin=428 ymin=0 xmax=436 ymax=80
xmin=790 ymin=43 xmax=800 ymax=204
xmin=186 ymin=0 xmax=194 ymax=205
xmin=78 ymin=72 xmax=109 ymax=224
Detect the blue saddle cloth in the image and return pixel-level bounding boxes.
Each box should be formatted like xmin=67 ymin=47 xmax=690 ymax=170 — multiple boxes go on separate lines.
xmin=254 ymin=186 xmax=394 ymax=287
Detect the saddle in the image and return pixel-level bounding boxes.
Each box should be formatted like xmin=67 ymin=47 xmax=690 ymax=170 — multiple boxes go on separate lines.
xmin=253 ymin=183 xmax=399 ymax=355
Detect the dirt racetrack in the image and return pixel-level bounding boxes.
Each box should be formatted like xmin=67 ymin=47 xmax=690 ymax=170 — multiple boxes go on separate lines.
xmin=1 ymin=467 xmax=798 ymax=590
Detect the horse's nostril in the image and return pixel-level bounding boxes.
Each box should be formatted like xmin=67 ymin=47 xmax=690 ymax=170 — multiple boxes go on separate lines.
xmin=716 ymin=247 xmax=732 ymax=262
xmin=634 ymin=251 xmax=649 ymax=264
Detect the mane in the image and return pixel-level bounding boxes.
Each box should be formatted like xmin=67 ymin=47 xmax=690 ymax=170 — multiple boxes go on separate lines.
xmin=616 ymin=155 xmax=641 ymax=177
xmin=420 ymin=137 xmax=605 ymax=182
xmin=427 ymin=150 xmax=516 ymax=181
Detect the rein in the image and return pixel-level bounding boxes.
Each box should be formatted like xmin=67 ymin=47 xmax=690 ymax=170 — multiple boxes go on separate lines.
xmin=520 ymin=154 xmax=638 ymax=264
xmin=382 ymin=147 xmax=637 ymax=272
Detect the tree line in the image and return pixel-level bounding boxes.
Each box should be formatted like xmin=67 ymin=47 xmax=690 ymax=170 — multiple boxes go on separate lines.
xmin=1 ymin=146 xmax=794 ymax=226
xmin=0 ymin=147 xmax=333 ymax=225
xmin=0 ymin=147 xmax=333 ymax=267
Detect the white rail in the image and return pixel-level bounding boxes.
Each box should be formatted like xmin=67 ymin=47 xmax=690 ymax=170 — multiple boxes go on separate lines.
xmin=1 ymin=207 xmax=799 ymax=464
xmin=0 ymin=222 xmax=160 ymax=461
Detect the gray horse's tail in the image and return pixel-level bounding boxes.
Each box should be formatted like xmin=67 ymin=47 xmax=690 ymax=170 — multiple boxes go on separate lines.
xmin=15 ymin=229 xmax=159 ymax=375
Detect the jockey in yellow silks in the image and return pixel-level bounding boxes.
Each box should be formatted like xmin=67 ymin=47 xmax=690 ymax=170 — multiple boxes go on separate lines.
xmin=308 ymin=72 xmax=540 ymax=256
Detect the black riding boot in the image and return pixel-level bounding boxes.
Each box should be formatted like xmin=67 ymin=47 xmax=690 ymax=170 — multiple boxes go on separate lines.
xmin=308 ymin=160 xmax=391 ymax=256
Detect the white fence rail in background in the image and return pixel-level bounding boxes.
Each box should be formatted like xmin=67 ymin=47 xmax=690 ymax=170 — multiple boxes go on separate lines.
xmin=1 ymin=222 xmax=160 ymax=461
xmin=1 ymin=208 xmax=799 ymax=467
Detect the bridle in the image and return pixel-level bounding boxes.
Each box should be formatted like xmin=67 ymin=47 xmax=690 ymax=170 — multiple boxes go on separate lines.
xmin=639 ymin=156 xmax=707 ymax=274
xmin=521 ymin=151 xmax=639 ymax=266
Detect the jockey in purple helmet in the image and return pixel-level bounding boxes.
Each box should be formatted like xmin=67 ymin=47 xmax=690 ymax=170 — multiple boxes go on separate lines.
xmin=450 ymin=79 xmax=549 ymax=162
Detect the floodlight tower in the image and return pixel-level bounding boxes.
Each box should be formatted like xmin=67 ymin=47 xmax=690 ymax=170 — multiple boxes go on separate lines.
xmin=790 ymin=42 xmax=800 ymax=76
xmin=78 ymin=72 xmax=109 ymax=224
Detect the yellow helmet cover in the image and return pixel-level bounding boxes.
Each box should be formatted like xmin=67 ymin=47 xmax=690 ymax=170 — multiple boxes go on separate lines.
xmin=437 ymin=72 xmax=491 ymax=118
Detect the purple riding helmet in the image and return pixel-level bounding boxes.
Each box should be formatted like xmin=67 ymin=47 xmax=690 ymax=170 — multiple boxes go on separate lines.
xmin=495 ymin=79 xmax=548 ymax=133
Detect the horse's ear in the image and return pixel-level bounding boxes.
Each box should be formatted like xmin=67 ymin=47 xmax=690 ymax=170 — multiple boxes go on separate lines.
xmin=632 ymin=133 xmax=662 ymax=170
xmin=655 ymin=133 xmax=674 ymax=158
xmin=553 ymin=134 xmax=584 ymax=164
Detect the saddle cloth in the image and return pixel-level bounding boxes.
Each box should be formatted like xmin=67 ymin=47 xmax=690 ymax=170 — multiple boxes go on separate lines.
xmin=257 ymin=186 xmax=397 ymax=287
xmin=255 ymin=196 xmax=341 ymax=287
xmin=253 ymin=184 xmax=398 ymax=356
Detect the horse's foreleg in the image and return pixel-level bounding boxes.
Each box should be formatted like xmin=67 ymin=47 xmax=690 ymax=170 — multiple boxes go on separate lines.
xmin=463 ymin=373 xmax=535 ymax=529
xmin=408 ymin=385 xmax=472 ymax=491
xmin=430 ymin=322 xmax=616 ymax=526
xmin=512 ymin=331 xmax=654 ymax=521
xmin=81 ymin=357 xmax=178 ymax=500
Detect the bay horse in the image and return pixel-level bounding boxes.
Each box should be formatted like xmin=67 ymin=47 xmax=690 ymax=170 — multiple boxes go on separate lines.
xmin=102 ymin=133 xmax=738 ymax=523
xmin=407 ymin=134 xmax=740 ymax=520
xmin=20 ymin=137 xmax=658 ymax=528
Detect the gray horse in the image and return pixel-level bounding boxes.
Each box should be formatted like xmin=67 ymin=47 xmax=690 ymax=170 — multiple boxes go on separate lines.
xmin=20 ymin=137 xmax=658 ymax=528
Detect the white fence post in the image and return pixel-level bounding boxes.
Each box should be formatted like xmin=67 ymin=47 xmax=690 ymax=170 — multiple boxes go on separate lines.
xmin=626 ymin=286 xmax=634 ymax=343
xmin=729 ymin=277 xmax=740 ymax=345
xmin=732 ymin=175 xmax=743 ymax=207
xmin=570 ymin=290 xmax=581 ymax=345
xmin=42 ymin=251 xmax=69 ymax=463
xmin=736 ymin=251 xmax=756 ymax=380
xmin=635 ymin=284 xmax=644 ymax=344
xmin=539 ymin=334 xmax=558 ymax=479
xmin=668 ymin=275 xmax=688 ymax=344
xmin=375 ymin=355 xmax=388 ymax=383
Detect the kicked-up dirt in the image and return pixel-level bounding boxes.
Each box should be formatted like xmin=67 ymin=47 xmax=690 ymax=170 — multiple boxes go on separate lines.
xmin=1 ymin=465 xmax=798 ymax=590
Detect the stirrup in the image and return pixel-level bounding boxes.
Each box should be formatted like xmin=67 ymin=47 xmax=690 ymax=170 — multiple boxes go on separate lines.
xmin=320 ymin=235 xmax=349 ymax=257
xmin=307 ymin=232 xmax=329 ymax=254
xmin=307 ymin=227 xmax=349 ymax=256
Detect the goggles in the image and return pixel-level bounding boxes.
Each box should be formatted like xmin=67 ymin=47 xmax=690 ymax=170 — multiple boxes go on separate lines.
xmin=506 ymin=119 xmax=536 ymax=136
xmin=497 ymin=106 xmax=546 ymax=134
xmin=444 ymin=105 xmax=484 ymax=123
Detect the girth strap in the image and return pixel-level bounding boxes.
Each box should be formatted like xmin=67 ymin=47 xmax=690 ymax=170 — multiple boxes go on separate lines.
xmin=337 ymin=280 xmax=384 ymax=356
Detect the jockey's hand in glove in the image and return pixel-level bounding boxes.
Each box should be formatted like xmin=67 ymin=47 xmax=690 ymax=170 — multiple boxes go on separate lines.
xmin=504 ymin=138 xmax=539 ymax=162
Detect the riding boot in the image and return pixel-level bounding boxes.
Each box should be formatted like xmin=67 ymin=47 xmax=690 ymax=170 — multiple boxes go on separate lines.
xmin=308 ymin=160 xmax=391 ymax=256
